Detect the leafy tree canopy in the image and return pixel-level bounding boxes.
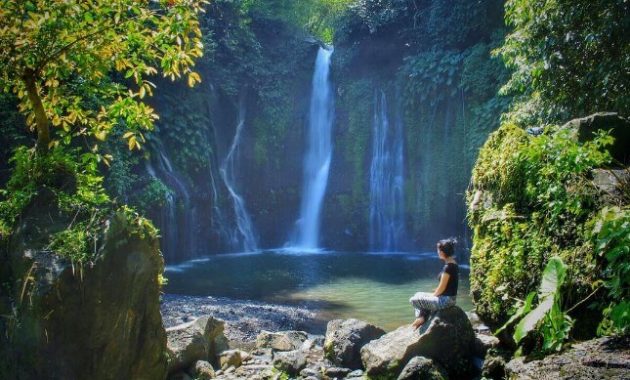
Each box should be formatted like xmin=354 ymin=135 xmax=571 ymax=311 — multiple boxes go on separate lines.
xmin=0 ymin=0 xmax=206 ymax=155
xmin=498 ymin=0 xmax=630 ymax=125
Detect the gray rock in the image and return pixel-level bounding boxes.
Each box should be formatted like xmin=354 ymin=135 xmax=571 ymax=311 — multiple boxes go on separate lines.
xmin=272 ymin=349 xmax=307 ymax=376
xmin=505 ymin=336 xmax=630 ymax=380
xmin=256 ymin=330 xmax=308 ymax=351
xmin=324 ymin=366 xmax=352 ymax=378
xmin=191 ymin=360 xmax=215 ymax=379
xmin=397 ymin=356 xmax=448 ymax=380
xmin=300 ymin=367 xmax=322 ymax=378
xmin=219 ymin=349 xmax=246 ymax=369
xmin=473 ymin=333 xmax=501 ymax=357
xmin=347 ymin=369 xmax=364 ymax=378
xmin=360 ymin=306 xmax=475 ymax=379
xmin=324 ymin=318 xmax=386 ymax=369
xmin=167 ymin=316 xmax=229 ymax=373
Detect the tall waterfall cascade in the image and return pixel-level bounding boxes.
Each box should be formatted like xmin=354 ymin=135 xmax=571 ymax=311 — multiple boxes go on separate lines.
xmin=289 ymin=46 xmax=335 ymax=251
xmin=369 ymin=90 xmax=407 ymax=252
xmin=219 ymin=97 xmax=258 ymax=252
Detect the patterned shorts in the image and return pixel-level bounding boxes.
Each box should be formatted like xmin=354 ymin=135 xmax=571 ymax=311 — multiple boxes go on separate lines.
xmin=409 ymin=291 xmax=456 ymax=318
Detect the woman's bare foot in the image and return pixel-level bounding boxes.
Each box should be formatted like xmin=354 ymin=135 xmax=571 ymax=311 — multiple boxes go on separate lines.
xmin=412 ymin=317 xmax=425 ymax=330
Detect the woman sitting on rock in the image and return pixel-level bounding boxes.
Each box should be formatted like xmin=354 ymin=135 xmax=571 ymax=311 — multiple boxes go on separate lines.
xmin=409 ymin=238 xmax=459 ymax=329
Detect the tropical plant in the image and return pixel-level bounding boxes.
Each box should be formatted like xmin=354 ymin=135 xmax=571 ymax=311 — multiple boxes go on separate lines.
xmin=0 ymin=0 xmax=206 ymax=153
xmin=498 ymin=257 xmax=573 ymax=354
xmin=591 ymin=206 xmax=630 ymax=335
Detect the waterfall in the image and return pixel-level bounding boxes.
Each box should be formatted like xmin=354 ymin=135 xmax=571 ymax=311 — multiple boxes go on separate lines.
xmin=369 ymin=90 xmax=406 ymax=252
xmin=289 ymin=46 xmax=334 ymax=251
xmin=146 ymin=143 xmax=197 ymax=261
xmin=145 ymin=161 xmax=178 ymax=259
xmin=219 ymin=96 xmax=258 ymax=252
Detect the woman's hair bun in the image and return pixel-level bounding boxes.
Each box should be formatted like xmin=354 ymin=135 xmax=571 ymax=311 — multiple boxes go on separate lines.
xmin=437 ymin=237 xmax=458 ymax=257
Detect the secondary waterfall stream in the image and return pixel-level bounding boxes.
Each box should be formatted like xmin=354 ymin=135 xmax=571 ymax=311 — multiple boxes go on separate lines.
xmin=289 ymin=46 xmax=334 ymax=250
xmin=369 ymin=90 xmax=406 ymax=251
xmin=220 ymin=96 xmax=258 ymax=252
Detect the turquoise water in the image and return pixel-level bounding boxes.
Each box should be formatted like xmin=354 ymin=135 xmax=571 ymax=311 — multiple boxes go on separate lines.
xmin=165 ymin=251 xmax=472 ymax=331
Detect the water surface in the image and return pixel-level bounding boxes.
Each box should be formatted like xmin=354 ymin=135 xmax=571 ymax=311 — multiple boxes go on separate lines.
xmin=165 ymin=251 xmax=472 ymax=331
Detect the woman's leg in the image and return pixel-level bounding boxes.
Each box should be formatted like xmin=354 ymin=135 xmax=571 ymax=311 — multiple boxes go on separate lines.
xmin=409 ymin=292 xmax=441 ymax=319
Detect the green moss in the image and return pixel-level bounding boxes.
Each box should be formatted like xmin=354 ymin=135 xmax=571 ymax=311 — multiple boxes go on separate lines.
xmin=467 ymin=122 xmax=617 ymax=343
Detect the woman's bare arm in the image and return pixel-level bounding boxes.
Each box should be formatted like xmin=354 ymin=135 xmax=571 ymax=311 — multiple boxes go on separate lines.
xmin=433 ymin=273 xmax=450 ymax=296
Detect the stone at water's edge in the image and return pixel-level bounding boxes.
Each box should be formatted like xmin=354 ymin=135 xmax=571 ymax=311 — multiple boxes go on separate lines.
xmin=166 ymin=316 xmax=229 ymax=373
xmin=256 ymin=330 xmax=308 ymax=351
xmin=324 ymin=318 xmax=386 ymax=369
xmin=1 ymin=203 xmax=167 ymax=379
xmin=360 ymin=306 xmax=476 ymax=379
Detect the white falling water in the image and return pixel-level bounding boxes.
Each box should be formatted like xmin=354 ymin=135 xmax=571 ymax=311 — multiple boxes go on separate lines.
xmin=369 ymin=90 xmax=406 ymax=252
xmin=219 ymin=97 xmax=258 ymax=252
xmin=290 ymin=46 xmax=335 ymax=251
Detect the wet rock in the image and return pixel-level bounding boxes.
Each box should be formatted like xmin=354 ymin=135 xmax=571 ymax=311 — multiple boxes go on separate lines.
xmin=191 ymin=360 xmax=216 ymax=379
xmin=474 ymin=333 xmax=501 ymax=357
xmin=324 ymin=318 xmax=386 ymax=369
xmin=397 ymin=356 xmax=448 ymax=380
xmin=256 ymin=330 xmax=308 ymax=351
xmin=167 ymin=316 xmax=229 ymax=373
xmin=360 ymin=306 xmax=475 ymax=379
xmin=272 ymin=349 xmax=307 ymax=376
xmin=505 ymin=336 xmax=630 ymax=379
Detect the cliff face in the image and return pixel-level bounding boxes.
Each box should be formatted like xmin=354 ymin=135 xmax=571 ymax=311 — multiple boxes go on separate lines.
xmin=0 ymin=191 xmax=167 ymax=379
xmin=102 ymin=0 xmax=509 ymax=261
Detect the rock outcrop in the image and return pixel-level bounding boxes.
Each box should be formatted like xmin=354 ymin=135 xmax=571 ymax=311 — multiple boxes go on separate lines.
xmin=562 ymin=112 xmax=630 ymax=164
xmin=324 ymin=318 xmax=386 ymax=369
xmin=360 ymin=306 xmax=476 ymax=379
xmin=0 ymin=204 xmax=168 ymax=379
xmin=505 ymin=336 xmax=630 ymax=380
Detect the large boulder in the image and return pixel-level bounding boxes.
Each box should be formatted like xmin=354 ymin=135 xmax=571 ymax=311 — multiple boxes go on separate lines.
xmin=272 ymin=349 xmax=307 ymax=376
xmin=324 ymin=318 xmax=386 ymax=369
xmin=360 ymin=306 xmax=475 ymax=379
xmin=0 ymin=204 xmax=168 ymax=379
xmin=166 ymin=316 xmax=229 ymax=373
xmin=256 ymin=330 xmax=308 ymax=351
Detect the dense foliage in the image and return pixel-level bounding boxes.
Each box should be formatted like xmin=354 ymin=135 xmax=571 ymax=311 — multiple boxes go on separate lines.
xmin=468 ymin=121 xmax=626 ymax=352
xmin=0 ymin=0 xmax=206 ymax=152
xmin=498 ymin=0 xmax=630 ymax=125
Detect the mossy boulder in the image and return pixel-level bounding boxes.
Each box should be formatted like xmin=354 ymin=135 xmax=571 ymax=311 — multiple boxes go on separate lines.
xmin=467 ymin=118 xmax=617 ymax=338
xmin=0 ymin=193 xmax=168 ymax=379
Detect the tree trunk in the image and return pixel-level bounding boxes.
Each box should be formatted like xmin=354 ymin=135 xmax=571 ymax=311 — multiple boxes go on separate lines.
xmin=22 ymin=69 xmax=50 ymax=153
